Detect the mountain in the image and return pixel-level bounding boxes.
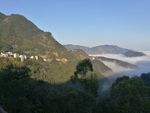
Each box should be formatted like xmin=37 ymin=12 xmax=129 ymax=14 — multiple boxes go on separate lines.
xmin=64 ymin=44 xmax=89 ymax=51
xmin=0 ymin=13 xmax=73 ymax=59
xmin=0 ymin=12 xmax=81 ymax=83
xmin=64 ymin=44 xmax=145 ymax=57
xmin=92 ymin=59 xmax=112 ymax=76
xmin=123 ymin=51 xmax=145 ymax=57
xmin=96 ymin=56 xmax=137 ymax=72
xmin=1 ymin=12 xmax=114 ymax=82
xmin=69 ymin=49 xmax=89 ymax=60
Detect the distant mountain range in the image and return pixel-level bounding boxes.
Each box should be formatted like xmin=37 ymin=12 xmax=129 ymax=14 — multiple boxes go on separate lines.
xmin=64 ymin=44 xmax=146 ymax=57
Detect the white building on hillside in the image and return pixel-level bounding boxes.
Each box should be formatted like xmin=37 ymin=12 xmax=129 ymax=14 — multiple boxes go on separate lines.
xmin=0 ymin=52 xmax=8 ymax=57
xmin=35 ymin=56 xmax=39 ymax=60
xmin=13 ymin=53 xmax=19 ymax=58
xmin=6 ymin=52 xmax=13 ymax=56
xmin=19 ymin=55 xmax=25 ymax=62
xmin=30 ymin=56 xmax=34 ymax=59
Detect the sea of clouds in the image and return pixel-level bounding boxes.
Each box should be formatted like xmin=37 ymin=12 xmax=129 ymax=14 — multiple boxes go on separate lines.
xmin=90 ymin=51 xmax=150 ymax=93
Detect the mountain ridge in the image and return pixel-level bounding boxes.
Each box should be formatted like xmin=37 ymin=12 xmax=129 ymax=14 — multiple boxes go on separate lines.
xmin=64 ymin=44 xmax=146 ymax=57
xmin=0 ymin=12 xmax=80 ymax=83
xmin=0 ymin=12 xmax=107 ymax=82
xmin=96 ymin=56 xmax=137 ymax=69
xmin=0 ymin=12 xmax=74 ymax=59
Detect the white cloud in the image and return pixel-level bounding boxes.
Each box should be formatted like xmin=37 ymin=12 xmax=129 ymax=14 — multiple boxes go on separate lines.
xmin=102 ymin=61 xmax=132 ymax=73
xmin=90 ymin=52 xmax=150 ymax=75
xmin=90 ymin=53 xmax=150 ymax=64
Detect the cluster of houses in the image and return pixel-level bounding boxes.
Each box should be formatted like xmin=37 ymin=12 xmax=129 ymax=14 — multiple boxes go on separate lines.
xmin=0 ymin=52 xmax=69 ymax=63
xmin=0 ymin=52 xmax=39 ymax=62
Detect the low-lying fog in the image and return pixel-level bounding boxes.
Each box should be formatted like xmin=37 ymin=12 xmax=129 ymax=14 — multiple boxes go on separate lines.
xmin=90 ymin=51 xmax=150 ymax=74
xmin=90 ymin=52 xmax=150 ymax=64
xmin=90 ymin=51 xmax=150 ymax=93
xmin=102 ymin=60 xmax=132 ymax=73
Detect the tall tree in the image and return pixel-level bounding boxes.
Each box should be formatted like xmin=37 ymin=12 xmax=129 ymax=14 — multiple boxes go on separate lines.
xmin=75 ymin=58 xmax=93 ymax=78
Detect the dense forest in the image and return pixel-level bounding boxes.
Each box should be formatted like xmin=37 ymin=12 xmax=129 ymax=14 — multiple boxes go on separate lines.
xmin=0 ymin=57 xmax=150 ymax=113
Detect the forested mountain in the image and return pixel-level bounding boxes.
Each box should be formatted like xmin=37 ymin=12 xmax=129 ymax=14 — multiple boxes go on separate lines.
xmin=0 ymin=13 xmax=76 ymax=60
xmin=0 ymin=12 xmax=81 ymax=83
xmin=0 ymin=12 xmax=110 ymax=82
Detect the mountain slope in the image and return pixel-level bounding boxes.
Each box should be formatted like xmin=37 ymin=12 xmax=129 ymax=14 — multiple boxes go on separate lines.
xmin=92 ymin=59 xmax=112 ymax=76
xmin=64 ymin=44 xmax=89 ymax=51
xmin=64 ymin=44 xmax=145 ymax=57
xmin=0 ymin=12 xmax=6 ymax=22
xmin=0 ymin=13 xmax=74 ymax=59
xmin=96 ymin=56 xmax=137 ymax=69
xmin=0 ymin=12 xmax=79 ymax=83
xmin=69 ymin=49 xmax=90 ymax=60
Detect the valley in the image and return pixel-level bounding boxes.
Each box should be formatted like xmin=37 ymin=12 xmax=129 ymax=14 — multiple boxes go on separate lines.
xmin=65 ymin=44 xmax=150 ymax=78
xmin=0 ymin=10 xmax=150 ymax=113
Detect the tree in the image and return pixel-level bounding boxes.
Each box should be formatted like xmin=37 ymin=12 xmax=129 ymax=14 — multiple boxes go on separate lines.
xmin=0 ymin=58 xmax=97 ymax=113
xmin=141 ymin=73 xmax=150 ymax=87
xmin=99 ymin=76 xmax=150 ymax=113
xmin=80 ymin=73 xmax=99 ymax=97
xmin=71 ymin=59 xmax=99 ymax=97
xmin=62 ymin=89 xmax=96 ymax=113
xmin=75 ymin=59 xmax=93 ymax=78
xmin=0 ymin=62 xmax=32 ymax=113
xmin=0 ymin=43 xmax=13 ymax=52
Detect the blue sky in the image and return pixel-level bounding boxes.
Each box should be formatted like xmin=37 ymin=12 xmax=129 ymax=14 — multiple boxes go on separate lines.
xmin=0 ymin=0 xmax=150 ymax=50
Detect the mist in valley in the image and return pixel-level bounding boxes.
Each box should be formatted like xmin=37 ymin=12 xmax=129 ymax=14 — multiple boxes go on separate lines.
xmin=97 ymin=51 xmax=150 ymax=94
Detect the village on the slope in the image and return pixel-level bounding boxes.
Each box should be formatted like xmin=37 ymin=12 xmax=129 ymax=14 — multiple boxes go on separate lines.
xmin=0 ymin=51 xmax=69 ymax=63
xmin=0 ymin=51 xmax=41 ymax=62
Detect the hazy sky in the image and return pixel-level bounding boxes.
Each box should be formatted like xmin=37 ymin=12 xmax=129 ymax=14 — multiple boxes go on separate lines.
xmin=0 ymin=0 xmax=150 ymax=51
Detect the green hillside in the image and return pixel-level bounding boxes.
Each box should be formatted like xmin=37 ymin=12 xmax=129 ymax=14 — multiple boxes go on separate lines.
xmin=0 ymin=12 xmax=79 ymax=83
xmin=0 ymin=13 xmax=74 ymax=59
xmin=0 ymin=12 xmax=107 ymax=83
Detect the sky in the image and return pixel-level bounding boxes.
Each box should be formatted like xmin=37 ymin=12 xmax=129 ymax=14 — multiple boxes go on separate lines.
xmin=0 ymin=0 xmax=150 ymax=51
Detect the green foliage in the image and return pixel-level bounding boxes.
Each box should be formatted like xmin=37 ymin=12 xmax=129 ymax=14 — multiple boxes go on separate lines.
xmin=71 ymin=59 xmax=99 ymax=97
xmin=0 ymin=43 xmax=13 ymax=52
xmin=80 ymin=73 xmax=99 ymax=97
xmin=98 ymin=76 xmax=150 ymax=113
xmin=44 ymin=89 xmax=95 ymax=113
xmin=141 ymin=72 xmax=150 ymax=87
xmin=1 ymin=57 xmax=150 ymax=113
xmin=0 ymin=58 xmax=96 ymax=113
xmin=0 ymin=63 xmax=32 ymax=113
xmin=0 ymin=12 xmax=78 ymax=83
xmin=75 ymin=58 xmax=93 ymax=77
xmin=0 ymin=57 xmax=75 ymax=83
